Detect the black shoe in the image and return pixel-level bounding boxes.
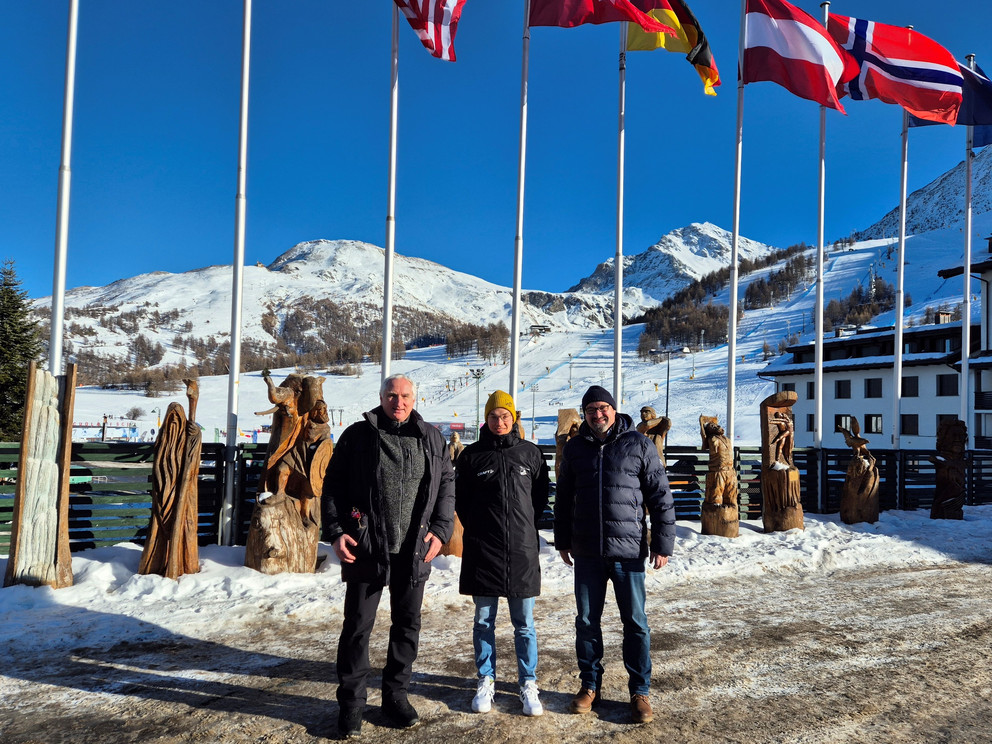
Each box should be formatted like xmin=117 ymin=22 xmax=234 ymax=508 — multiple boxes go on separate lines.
xmin=338 ymin=705 xmax=363 ymax=739
xmin=382 ymin=695 xmax=420 ymax=728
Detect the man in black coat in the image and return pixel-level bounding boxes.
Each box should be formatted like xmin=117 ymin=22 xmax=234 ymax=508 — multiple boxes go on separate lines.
xmin=555 ymin=385 xmax=675 ymax=725
xmin=456 ymin=390 xmax=550 ymax=717
xmin=323 ymin=374 xmax=455 ymax=738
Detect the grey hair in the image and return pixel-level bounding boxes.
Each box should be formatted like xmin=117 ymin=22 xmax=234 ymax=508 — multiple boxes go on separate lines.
xmin=380 ymin=373 xmax=418 ymax=398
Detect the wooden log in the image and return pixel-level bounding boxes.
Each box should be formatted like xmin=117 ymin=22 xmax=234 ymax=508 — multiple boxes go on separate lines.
xmin=759 ymin=392 xmax=804 ymax=533
xmin=700 ymin=502 xmax=740 ymax=539
xmin=244 ymin=491 xmax=319 ymax=574
xmin=54 ymin=364 xmax=77 ymax=588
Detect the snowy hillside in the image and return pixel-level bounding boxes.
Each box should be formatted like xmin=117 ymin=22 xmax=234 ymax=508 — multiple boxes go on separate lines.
xmin=568 ymin=222 xmax=775 ymax=302
xmin=854 ymin=146 xmax=992 ymax=241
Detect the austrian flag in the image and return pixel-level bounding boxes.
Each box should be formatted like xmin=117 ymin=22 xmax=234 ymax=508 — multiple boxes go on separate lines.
xmin=827 ymin=15 xmax=963 ymax=124
xmin=743 ymin=0 xmax=858 ymax=113
xmin=394 ymin=0 xmax=468 ymax=61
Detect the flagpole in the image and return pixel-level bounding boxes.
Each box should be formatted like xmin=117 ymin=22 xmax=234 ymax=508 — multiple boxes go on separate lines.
xmin=892 ymin=109 xmax=909 ymax=451
xmin=614 ymin=24 xmax=627 ymax=407
xmin=814 ymin=1 xmax=829 ymax=509
xmin=222 ymin=0 xmax=252 ymax=546
xmin=382 ymin=5 xmax=400 ymax=381
xmin=961 ymin=54 xmax=976 ymax=446
xmin=48 ymin=0 xmax=79 ymax=376
xmin=727 ymin=0 xmax=747 ymax=443
xmin=509 ymin=0 xmax=531 ymax=396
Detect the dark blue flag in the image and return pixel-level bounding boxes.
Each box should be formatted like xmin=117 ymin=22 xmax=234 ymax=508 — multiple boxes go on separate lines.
xmin=910 ymin=62 xmax=992 ymax=146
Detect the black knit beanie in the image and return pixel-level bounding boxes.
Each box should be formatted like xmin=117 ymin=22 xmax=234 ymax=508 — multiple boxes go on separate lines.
xmin=581 ymin=385 xmax=617 ymax=411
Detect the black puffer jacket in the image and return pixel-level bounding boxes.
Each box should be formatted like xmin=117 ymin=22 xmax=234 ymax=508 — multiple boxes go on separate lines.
xmin=455 ymin=426 xmax=550 ymax=598
xmin=555 ymin=413 xmax=675 ymax=560
xmin=322 ymin=407 xmax=455 ymax=587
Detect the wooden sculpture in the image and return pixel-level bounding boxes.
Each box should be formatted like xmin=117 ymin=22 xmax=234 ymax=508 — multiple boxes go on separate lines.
xmin=245 ymin=372 xmax=332 ymax=574
xmin=4 ymin=361 xmax=76 ymax=589
xmin=637 ymin=406 xmax=671 ymax=467
xmin=555 ymin=408 xmax=582 ymax=479
xmin=138 ymin=379 xmax=202 ymax=579
xmin=699 ymin=415 xmax=739 ymax=538
xmin=441 ymin=428 xmax=466 ymax=558
xmin=448 ymin=431 xmax=465 ymax=462
xmin=930 ymin=418 xmax=966 ymax=520
xmin=837 ymin=417 xmax=879 ymax=524
xmin=759 ymin=391 xmax=804 ymax=532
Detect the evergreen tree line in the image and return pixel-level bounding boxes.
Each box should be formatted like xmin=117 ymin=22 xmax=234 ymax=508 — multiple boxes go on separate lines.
xmin=742 ymin=254 xmax=816 ymax=309
xmin=445 ymin=322 xmax=510 ymax=363
xmin=0 ymin=260 xmax=42 ymax=439
xmin=823 ymin=277 xmax=899 ymax=330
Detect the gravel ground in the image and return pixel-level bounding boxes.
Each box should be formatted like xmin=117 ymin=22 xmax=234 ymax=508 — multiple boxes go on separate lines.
xmin=2 ymin=560 xmax=991 ymax=743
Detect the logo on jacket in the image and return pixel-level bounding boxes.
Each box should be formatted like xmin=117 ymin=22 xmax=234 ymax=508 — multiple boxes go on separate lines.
xmin=478 ymin=468 xmax=495 ymax=476
xmin=517 ymin=466 xmax=528 ymax=476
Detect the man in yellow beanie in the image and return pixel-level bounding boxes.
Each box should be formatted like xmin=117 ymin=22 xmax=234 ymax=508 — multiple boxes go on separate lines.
xmin=456 ymin=390 xmax=550 ymax=717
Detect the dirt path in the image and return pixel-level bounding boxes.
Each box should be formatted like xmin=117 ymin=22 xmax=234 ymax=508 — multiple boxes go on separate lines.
xmin=2 ymin=561 xmax=991 ymax=743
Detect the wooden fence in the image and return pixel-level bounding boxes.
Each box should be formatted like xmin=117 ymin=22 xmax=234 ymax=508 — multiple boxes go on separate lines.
xmin=3 ymin=442 xmax=992 ymax=558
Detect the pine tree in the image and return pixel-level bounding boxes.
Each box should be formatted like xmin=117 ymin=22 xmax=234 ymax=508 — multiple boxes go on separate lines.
xmin=0 ymin=260 xmax=43 ymax=440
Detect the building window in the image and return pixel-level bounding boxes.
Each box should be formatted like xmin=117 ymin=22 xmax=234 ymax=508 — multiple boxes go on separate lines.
xmin=806 ymin=414 xmax=815 ymax=432
xmin=865 ymin=414 xmax=883 ymax=434
xmin=937 ymin=414 xmax=957 ymax=430
xmin=902 ymin=375 xmax=919 ymax=397
xmin=835 ymin=379 xmax=851 ymax=399
xmin=901 ymin=414 xmax=919 ymax=436
xmin=781 ymin=382 xmax=796 ymax=393
xmin=807 ymin=381 xmax=815 ymax=400
xmin=936 ymin=374 xmax=958 ymax=397
xmin=865 ymin=378 xmax=883 ymax=398
xmin=834 ymin=414 xmax=852 ymax=432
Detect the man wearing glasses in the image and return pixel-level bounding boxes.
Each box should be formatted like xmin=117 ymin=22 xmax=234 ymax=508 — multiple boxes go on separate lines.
xmin=555 ymin=385 xmax=675 ymax=725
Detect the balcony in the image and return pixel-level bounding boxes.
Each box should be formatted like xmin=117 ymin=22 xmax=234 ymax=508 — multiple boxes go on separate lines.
xmin=975 ymin=391 xmax=992 ymax=410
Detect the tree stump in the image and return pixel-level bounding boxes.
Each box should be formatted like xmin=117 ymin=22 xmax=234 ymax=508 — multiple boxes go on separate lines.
xmin=699 ymin=415 xmax=739 ymax=538
xmin=759 ymin=392 xmax=804 ymax=533
xmin=244 ymin=491 xmax=320 ymax=574
xmin=4 ymin=362 xmax=75 ymax=589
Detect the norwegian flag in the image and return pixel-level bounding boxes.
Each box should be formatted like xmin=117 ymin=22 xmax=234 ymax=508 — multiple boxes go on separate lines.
xmin=827 ymin=14 xmax=963 ymax=124
xmin=394 ymin=0 xmax=468 ymax=62
xmin=743 ymin=0 xmax=858 ymax=113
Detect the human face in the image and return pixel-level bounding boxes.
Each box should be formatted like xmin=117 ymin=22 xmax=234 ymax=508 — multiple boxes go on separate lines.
xmin=584 ymin=402 xmax=616 ymax=438
xmin=486 ymin=407 xmax=515 ymax=436
xmin=380 ymin=378 xmax=415 ymax=422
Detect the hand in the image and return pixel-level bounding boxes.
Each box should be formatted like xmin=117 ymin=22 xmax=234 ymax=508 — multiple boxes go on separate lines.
xmin=558 ymin=549 xmax=573 ymax=567
xmin=423 ymin=532 xmax=443 ymax=562
xmin=334 ymin=534 xmax=357 ymax=564
xmin=650 ymin=552 xmax=669 ymax=570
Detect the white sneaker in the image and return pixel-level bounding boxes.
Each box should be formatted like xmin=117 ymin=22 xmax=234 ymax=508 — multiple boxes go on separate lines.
xmin=520 ymin=680 xmax=544 ymax=717
xmin=472 ymin=675 xmax=495 ymax=713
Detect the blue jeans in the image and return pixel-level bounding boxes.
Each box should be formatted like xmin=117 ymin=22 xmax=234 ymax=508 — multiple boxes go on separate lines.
xmin=572 ymin=556 xmax=651 ymax=696
xmin=473 ymin=596 xmax=538 ymax=684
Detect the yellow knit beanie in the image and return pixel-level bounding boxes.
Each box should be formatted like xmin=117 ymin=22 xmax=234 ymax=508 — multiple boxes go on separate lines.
xmin=484 ymin=390 xmax=517 ymax=420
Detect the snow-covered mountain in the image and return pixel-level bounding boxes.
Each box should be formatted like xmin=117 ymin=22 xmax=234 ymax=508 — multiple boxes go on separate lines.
xmin=567 ymin=222 xmax=775 ymax=302
xmin=854 ymin=145 xmax=992 ymax=241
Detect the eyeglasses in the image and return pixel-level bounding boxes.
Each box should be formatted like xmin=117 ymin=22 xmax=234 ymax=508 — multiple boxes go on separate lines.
xmin=487 ymin=412 xmax=514 ymax=423
xmin=584 ymin=405 xmax=613 ymax=416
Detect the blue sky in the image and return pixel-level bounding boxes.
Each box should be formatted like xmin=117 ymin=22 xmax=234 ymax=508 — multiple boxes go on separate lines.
xmin=2 ymin=1 xmax=992 ymax=301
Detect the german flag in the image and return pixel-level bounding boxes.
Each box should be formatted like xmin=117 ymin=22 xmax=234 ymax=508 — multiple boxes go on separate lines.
xmin=627 ymin=0 xmax=721 ymax=96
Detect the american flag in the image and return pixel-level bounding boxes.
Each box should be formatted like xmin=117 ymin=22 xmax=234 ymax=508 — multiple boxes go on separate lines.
xmin=394 ymin=0 xmax=468 ymax=62
xmin=827 ymin=15 xmax=963 ymax=125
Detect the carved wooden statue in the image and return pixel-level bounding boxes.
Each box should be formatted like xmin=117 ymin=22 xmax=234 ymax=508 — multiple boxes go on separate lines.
xmin=699 ymin=415 xmax=739 ymax=538
xmin=930 ymin=418 xmax=966 ymax=520
xmin=139 ymin=379 xmax=202 ymax=579
xmin=245 ymin=373 xmax=332 ymax=574
xmin=448 ymin=431 xmax=465 ymax=462
xmin=636 ymin=406 xmax=671 ymax=467
xmin=837 ymin=417 xmax=879 ymax=525
xmin=4 ymin=361 xmax=76 ymax=589
xmin=555 ymin=408 xmax=582 ymax=479
xmin=759 ymin=391 xmax=804 ymax=532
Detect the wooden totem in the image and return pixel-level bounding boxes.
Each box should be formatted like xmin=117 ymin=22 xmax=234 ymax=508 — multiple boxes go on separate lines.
xmin=138 ymin=379 xmax=202 ymax=579
xmin=837 ymin=417 xmax=879 ymax=525
xmin=245 ymin=373 xmax=332 ymax=574
xmin=555 ymin=408 xmax=582 ymax=479
xmin=699 ymin=415 xmax=739 ymax=538
xmin=636 ymin=406 xmax=671 ymax=467
xmin=759 ymin=391 xmax=804 ymax=532
xmin=930 ymin=418 xmax=966 ymax=520
xmin=4 ymin=361 xmax=76 ymax=589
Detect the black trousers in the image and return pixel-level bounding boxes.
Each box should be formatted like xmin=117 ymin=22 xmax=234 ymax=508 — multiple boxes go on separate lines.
xmin=336 ymin=558 xmax=427 ymax=706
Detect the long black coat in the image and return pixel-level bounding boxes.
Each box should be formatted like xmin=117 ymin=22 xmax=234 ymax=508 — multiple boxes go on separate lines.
xmin=455 ymin=426 xmax=550 ymax=598
xmin=555 ymin=413 xmax=675 ymax=560
xmin=322 ymin=407 xmax=455 ymax=587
